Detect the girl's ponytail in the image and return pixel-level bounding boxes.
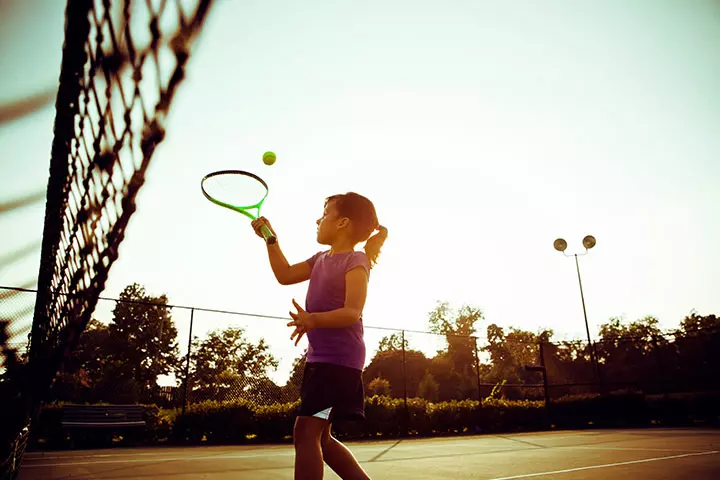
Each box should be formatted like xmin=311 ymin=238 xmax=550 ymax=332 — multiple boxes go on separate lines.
xmin=364 ymin=225 xmax=388 ymax=268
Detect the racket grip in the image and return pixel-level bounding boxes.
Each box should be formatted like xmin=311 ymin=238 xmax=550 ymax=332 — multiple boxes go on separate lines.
xmin=261 ymin=224 xmax=277 ymax=245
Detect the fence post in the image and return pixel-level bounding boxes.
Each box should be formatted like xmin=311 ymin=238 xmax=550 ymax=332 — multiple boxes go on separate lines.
xmin=651 ymin=335 xmax=665 ymax=394
xmin=473 ymin=336 xmax=482 ymax=401
xmin=539 ymin=342 xmax=550 ymax=407
xmin=401 ymin=329 xmax=409 ymax=435
xmin=181 ymin=307 xmax=194 ymax=415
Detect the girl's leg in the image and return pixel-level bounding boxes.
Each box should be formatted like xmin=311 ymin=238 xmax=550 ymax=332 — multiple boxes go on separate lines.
xmin=294 ymin=416 xmax=328 ymax=480
xmin=320 ymin=424 xmax=371 ymax=480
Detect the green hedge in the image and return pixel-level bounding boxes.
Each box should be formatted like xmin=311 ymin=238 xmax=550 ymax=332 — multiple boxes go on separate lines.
xmin=31 ymin=391 xmax=720 ymax=449
xmin=550 ymin=391 xmax=648 ymax=428
xmin=645 ymin=391 xmax=720 ymax=426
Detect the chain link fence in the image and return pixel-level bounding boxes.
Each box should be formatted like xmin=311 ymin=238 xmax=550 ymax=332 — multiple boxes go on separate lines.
xmin=2 ymin=286 xmax=719 ymax=416
xmin=0 ymin=288 xmax=33 ymax=371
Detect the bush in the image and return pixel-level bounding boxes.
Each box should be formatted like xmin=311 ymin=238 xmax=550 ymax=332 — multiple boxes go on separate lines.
xmin=362 ymin=395 xmax=405 ymax=437
xmin=479 ymin=398 xmax=547 ymax=433
xmin=171 ymin=400 xmax=254 ymax=444
xmin=32 ymin=403 xmax=65 ymax=449
xmin=406 ymin=397 xmax=431 ymax=434
xmin=427 ymin=400 xmax=479 ymax=434
xmin=368 ymin=377 xmax=392 ymax=397
xmin=253 ymin=401 xmax=299 ymax=442
xmin=30 ymin=391 xmax=720 ymax=449
xmin=550 ymin=391 xmax=647 ymax=429
xmin=150 ymin=407 xmax=176 ymax=443
xmin=645 ymin=391 xmax=720 ymax=426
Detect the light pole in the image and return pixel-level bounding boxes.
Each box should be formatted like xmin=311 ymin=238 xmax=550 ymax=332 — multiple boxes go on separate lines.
xmin=553 ymin=235 xmax=602 ymax=389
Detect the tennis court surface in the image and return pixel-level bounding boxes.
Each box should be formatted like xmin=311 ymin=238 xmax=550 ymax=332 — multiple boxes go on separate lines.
xmin=18 ymin=428 xmax=719 ymax=479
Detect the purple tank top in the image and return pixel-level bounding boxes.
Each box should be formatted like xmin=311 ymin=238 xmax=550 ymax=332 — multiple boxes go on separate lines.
xmin=304 ymin=250 xmax=370 ymax=370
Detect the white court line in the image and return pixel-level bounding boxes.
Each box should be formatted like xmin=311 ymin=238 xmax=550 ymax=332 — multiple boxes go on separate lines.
xmin=22 ymin=445 xmax=391 ymax=468
xmin=565 ymin=445 xmax=712 ymax=453
xmin=488 ymin=451 xmax=719 ymax=480
xmin=23 ymin=448 xmax=291 ymax=461
xmin=26 ymin=451 xmax=201 ymax=460
xmin=374 ymin=439 xmax=710 ymax=454
xmin=22 ymin=452 xmax=296 ymax=468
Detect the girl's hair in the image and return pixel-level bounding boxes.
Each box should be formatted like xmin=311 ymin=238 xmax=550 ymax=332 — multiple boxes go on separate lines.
xmin=326 ymin=192 xmax=388 ymax=268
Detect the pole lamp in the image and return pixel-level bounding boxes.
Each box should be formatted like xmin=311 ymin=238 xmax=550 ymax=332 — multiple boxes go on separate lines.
xmin=553 ymin=235 xmax=602 ymax=388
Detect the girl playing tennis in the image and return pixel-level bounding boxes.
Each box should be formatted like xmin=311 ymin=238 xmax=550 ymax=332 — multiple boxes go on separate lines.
xmin=252 ymin=192 xmax=387 ymax=480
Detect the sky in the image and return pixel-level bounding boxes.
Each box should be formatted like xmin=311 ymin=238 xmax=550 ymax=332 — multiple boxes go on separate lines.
xmin=1 ymin=0 xmax=719 ymax=384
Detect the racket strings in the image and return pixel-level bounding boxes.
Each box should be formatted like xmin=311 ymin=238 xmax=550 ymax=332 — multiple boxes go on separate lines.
xmin=203 ymin=173 xmax=268 ymax=208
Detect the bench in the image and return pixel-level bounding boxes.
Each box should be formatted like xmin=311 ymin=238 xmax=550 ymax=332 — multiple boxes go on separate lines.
xmin=61 ymin=404 xmax=146 ymax=429
xmin=60 ymin=404 xmax=146 ymax=446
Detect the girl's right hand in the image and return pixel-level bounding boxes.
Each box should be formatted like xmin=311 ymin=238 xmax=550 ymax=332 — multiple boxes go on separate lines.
xmin=251 ymin=217 xmax=276 ymax=240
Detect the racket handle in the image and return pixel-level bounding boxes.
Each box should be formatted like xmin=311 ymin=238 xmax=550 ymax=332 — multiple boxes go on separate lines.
xmin=261 ymin=224 xmax=277 ymax=245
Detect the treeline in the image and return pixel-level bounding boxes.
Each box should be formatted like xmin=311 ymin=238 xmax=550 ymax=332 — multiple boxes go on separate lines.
xmin=51 ymin=284 xmax=720 ymax=406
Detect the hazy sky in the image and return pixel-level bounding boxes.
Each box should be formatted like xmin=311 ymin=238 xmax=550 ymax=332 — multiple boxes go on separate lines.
xmin=2 ymin=0 xmax=719 ymax=383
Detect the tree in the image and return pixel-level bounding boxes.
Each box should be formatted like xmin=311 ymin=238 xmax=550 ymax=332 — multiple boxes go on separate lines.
xmin=248 ymin=377 xmax=284 ymax=405
xmin=599 ymin=315 xmax=663 ymax=343
xmin=417 ymin=371 xmax=439 ymax=402
xmin=428 ymin=302 xmax=483 ymax=336
xmin=53 ymin=319 xmax=112 ymax=402
xmin=363 ymin=349 xmax=430 ymax=399
xmin=104 ymin=283 xmax=181 ymax=403
xmin=281 ymin=350 xmax=307 ymax=402
xmin=680 ymin=312 xmax=720 ymax=334
xmin=483 ymin=324 xmax=552 ymax=399
xmin=596 ymin=316 xmax=666 ymax=392
xmin=368 ymin=377 xmax=391 ymax=396
xmin=52 ymin=284 xmax=182 ymax=403
xmin=674 ymin=312 xmax=720 ymax=392
xmin=377 ymin=333 xmax=408 ymax=353
xmin=541 ymin=340 xmax=595 ymax=396
xmin=190 ymin=326 xmax=278 ymax=402
xmin=0 ymin=317 xmax=22 ymax=379
xmin=428 ymin=302 xmax=483 ymax=376
xmin=427 ymin=354 xmax=465 ymax=400
xmin=405 ymin=302 xmax=485 ymax=401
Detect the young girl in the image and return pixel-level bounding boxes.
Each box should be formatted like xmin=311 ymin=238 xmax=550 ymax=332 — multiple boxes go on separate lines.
xmin=251 ymin=192 xmax=387 ymax=480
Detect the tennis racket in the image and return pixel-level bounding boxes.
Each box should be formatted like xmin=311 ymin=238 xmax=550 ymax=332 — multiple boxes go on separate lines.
xmin=201 ymin=170 xmax=277 ymax=245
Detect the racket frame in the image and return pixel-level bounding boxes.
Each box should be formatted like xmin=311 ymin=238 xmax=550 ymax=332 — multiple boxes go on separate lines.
xmin=201 ymin=169 xmax=277 ymax=244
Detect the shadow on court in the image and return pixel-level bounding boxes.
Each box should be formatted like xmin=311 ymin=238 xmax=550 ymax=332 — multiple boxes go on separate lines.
xmin=19 ymin=428 xmax=720 ymax=479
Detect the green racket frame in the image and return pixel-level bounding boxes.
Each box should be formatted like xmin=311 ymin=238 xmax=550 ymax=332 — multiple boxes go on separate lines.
xmin=201 ymin=169 xmax=277 ymax=244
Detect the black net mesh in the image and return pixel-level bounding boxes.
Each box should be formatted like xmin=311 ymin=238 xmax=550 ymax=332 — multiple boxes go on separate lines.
xmin=0 ymin=0 xmax=213 ymax=477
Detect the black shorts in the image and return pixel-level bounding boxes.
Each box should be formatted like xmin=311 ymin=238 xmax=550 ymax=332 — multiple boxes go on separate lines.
xmin=298 ymin=362 xmax=365 ymax=423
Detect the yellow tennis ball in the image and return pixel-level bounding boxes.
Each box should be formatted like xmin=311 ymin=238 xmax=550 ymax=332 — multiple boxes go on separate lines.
xmin=263 ymin=151 xmax=276 ymax=166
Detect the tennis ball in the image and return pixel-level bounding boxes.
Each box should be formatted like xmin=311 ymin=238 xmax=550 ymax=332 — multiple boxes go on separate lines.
xmin=263 ymin=151 xmax=276 ymax=166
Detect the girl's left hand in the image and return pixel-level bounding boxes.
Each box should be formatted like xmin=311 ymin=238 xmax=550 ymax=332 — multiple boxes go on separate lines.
xmin=288 ymin=299 xmax=316 ymax=346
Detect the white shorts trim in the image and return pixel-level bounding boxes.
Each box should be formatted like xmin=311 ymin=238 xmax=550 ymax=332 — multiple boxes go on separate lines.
xmin=312 ymin=407 xmax=332 ymax=420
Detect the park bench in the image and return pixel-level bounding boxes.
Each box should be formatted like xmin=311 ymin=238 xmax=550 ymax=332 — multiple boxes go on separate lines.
xmin=61 ymin=404 xmax=146 ymax=429
xmin=61 ymin=404 xmax=146 ymax=446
